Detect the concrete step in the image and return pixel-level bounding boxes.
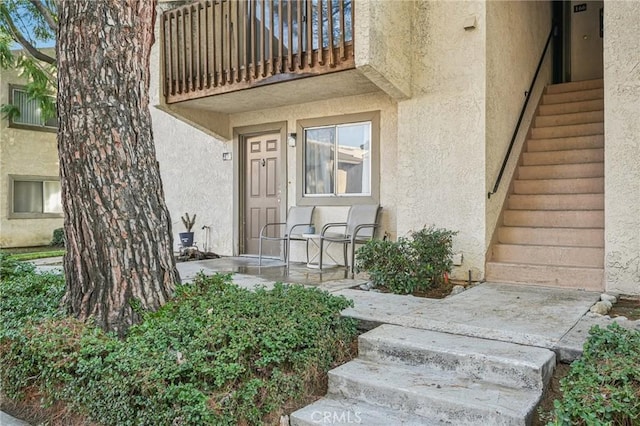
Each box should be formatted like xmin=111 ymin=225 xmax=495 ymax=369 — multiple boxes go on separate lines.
xmin=538 ymin=99 xmax=604 ymax=116
xmin=498 ymin=227 xmax=604 ymax=248
xmin=546 ymin=79 xmax=603 ymax=94
xmin=291 ymin=397 xmax=436 ymax=426
xmin=542 ymin=88 xmax=603 ymax=105
xmin=503 ymin=210 xmax=603 ymax=228
xmin=531 ymin=122 xmax=603 ymax=139
xmin=328 ymin=359 xmax=541 ymax=425
xmin=513 ymin=177 xmax=604 ymax=195
xmin=491 ymin=244 xmax=604 ymax=268
xmin=508 ymin=193 xmax=603 ymax=210
xmin=358 ymin=324 xmax=555 ymax=391
xmin=535 ymin=110 xmax=604 ymax=128
xmin=518 ymin=162 xmax=603 ymax=180
xmin=485 ymin=262 xmax=604 ymax=291
xmin=527 ymin=134 xmax=604 ymax=152
xmin=522 ymin=148 xmax=603 ymax=166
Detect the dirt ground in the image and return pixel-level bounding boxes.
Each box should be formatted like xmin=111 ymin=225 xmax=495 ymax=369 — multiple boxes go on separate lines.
xmin=531 ymin=362 xmax=570 ymax=425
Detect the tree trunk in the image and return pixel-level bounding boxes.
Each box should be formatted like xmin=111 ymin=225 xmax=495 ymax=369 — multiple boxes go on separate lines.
xmin=57 ymin=0 xmax=179 ymax=335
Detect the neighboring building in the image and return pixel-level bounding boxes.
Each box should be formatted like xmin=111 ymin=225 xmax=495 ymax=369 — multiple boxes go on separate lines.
xmin=0 ymin=54 xmax=62 ymax=248
xmin=150 ymin=0 xmax=639 ymax=295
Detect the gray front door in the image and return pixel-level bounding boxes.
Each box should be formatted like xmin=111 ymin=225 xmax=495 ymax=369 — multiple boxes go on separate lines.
xmin=243 ymin=133 xmax=281 ymax=255
xmin=570 ymin=1 xmax=604 ymax=81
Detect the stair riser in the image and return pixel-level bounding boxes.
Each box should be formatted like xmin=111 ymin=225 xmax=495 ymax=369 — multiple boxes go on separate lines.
xmin=518 ymin=163 xmax=603 ymax=180
xmin=542 ymin=88 xmax=603 ymax=105
xmin=527 ymin=135 xmax=604 ymax=152
xmin=508 ymin=194 xmax=604 ymax=210
xmin=503 ymin=210 xmax=603 ymax=228
xmin=492 ymin=245 xmax=604 ymax=268
xmin=535 ymin=110 xmax=604 ymax=127
xmin=538 ymin=99 xmax=604 ymax=116
xmin=514 ymin=178 xmax=604 ymax=195
xmin=498 ymin=227 xmax=604 ymax=247
xmin=531 ymin=123 xmax=603 ymax=139
xmin=523 ymin=149 xmax=603 ymax=166
xmin=545 ymin=79 xmax=603 ymax=94
xmin=358 ymin=339 xmax=547 ymax=391
xmin=328 ymin=373 xmax=531 ymax=425
xmin=485 ymin=263 xmax=604 ymax=291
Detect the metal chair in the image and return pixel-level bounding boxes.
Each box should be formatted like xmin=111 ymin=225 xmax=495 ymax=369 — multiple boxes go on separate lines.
xmin=319 ymin=205 xmax=381 ymax=273
xmin=258 ymin=206 xmax=315 ymax=267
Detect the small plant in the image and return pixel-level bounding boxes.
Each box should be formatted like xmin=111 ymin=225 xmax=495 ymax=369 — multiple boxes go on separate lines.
xmin=51 ymin=227 xmax=65 ymax=247
xmin=356 ymin=226 xmax=457 ymax=294
xmin=181 ymin=213 xmax=196 ymax=232
xmin=546 ymin=323 xmax=640 ymax=425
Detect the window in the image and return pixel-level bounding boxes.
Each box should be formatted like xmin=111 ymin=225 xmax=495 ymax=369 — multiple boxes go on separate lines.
xmin=8 ymin=85 xmax=57 ymax=131
xmin=297 ymin=111 xmax=379 ymax=206
xmin=9 ymin=176 xmax=63 ymax=218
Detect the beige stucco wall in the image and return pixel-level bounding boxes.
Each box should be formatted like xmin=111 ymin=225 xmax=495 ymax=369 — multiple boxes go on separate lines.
xmin=0 ymin=67 xmax=62 ymax=248
xmin=485 ymin=1 xmax=552 ymax=250
xmin=228 ymin=91 xmax=398 ymax=262
xmin=355 ymin=0 xmax=412 ymax=100
xmin=396 ymin=1 xmax=487 ymax=281
xmin=603 ymin=2 xmax=640 ymax=295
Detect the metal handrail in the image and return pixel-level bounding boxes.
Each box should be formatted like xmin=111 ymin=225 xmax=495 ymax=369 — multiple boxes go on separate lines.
xmin=487 ymin=24 xmax=556 ymax=199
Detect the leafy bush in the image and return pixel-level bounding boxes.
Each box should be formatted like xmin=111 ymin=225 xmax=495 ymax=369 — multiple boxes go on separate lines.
xmin=0 ymin=252 xmax=36 ymax=280
xmin=547 ymin=323 xmax=640 ymax=425
xmin=0 ymin=272 xmax=357 ymax=425
xmin=51 ymin=227 xmax=65 ymax=247
xmin=355 ymin=226 xmax=457 ymax=294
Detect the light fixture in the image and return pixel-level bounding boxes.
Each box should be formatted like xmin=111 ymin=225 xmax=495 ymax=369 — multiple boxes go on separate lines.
xmin=287 ymin=133 xmax=297 ymax=147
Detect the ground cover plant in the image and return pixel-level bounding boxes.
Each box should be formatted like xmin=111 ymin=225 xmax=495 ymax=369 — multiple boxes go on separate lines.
xmin=0 ymin=264 xmax=357 ymax=425
xmin=546 ymin=323 xmax=640 ymax=425
xmin=355 ymin=226 xmax=457 ymax=294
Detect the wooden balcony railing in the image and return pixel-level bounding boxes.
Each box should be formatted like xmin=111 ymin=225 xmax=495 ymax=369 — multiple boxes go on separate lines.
xmin=161 ymin=0 xmax=355 ymax=103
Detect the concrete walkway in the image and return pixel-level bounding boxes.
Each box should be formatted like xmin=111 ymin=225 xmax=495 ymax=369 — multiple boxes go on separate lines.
xmin=14 ymin=256 xmax=638 ymax=425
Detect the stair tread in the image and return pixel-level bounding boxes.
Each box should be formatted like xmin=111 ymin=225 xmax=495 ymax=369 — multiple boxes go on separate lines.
xmin=533 ymin=122 xmax=604 ymax=130
xmin=487 ymin=261 xmax=603 ymax=271
xmin=291 ymin=397 xmax=436 ymax=426
xmin=330 ymin=359 xmax=540 ymax=418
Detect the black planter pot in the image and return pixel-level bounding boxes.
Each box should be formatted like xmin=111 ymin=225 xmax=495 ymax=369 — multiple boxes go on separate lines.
xmin=179 ymin=232 xmax=194 ymax=247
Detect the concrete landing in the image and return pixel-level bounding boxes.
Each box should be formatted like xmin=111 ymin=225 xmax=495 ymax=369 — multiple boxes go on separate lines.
xmin=337 ymin=282 xmax=600 ymax=352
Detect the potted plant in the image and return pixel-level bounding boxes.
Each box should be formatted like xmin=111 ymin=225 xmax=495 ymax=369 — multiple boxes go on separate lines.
xmin=179 ymin=213 xmax=196 ymax=247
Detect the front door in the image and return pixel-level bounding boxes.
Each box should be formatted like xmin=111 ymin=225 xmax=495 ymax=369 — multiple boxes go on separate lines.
xmin=570 ymin=1 xmax=604 ymax=81
xmin=243 ymin=133 xmax=281 ymax=256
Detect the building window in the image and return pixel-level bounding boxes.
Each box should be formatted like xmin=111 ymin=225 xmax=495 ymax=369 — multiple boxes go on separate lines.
xmin=297 ymin=111 xmax=379 ymax=206
xmin=8 ymin=85 xmax=57 ymax=132
xmin=9 ymin=176 xmax=63 ymax=218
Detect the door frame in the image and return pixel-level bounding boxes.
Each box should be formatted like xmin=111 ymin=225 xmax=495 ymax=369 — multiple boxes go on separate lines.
xmin=233 ymin=121 xmax=288 ymax=256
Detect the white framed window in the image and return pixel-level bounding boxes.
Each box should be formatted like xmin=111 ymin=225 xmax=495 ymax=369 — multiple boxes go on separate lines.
xmin=9 ymin=175 xmax=63 ymax=219
xmin=8 ymin=85 xmax=57 ymax=132
xmin=297 ymin=111 xmax=379 ymax=206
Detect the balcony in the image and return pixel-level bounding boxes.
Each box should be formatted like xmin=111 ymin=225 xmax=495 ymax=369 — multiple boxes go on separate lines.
xmin=161 ymin=0 xmax=358 ymax=106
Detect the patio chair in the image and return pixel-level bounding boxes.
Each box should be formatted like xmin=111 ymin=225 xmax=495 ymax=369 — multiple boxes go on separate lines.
xmin=258 ymin=206 xmax=315 ymax=267
xmin=319 ymin=204 xmax=381 ymax=274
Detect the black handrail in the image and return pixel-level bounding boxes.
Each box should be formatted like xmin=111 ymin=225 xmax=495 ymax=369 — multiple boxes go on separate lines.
xmin=487 ymin=25 xmax=556 ymax=199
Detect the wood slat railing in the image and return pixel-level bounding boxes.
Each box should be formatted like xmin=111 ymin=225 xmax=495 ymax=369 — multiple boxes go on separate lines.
xmin=162 ymin=0 xmax=355 ymax=104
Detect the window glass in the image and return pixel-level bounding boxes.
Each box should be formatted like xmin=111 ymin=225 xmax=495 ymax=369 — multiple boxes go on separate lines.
xmin=10 ymin=88 xmax=57 ymax=129
xmin=304 ymin=121 xmax=371 ymax=197
xmin=43 ymin=181 xmax=63 ymax=213
xmin=13 ymin=179 xmax=62 ymax=215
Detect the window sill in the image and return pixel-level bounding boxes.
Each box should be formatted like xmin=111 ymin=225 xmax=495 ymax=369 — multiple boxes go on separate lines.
xmin=296 ymin=194 xmax=379 ymax=207
xmin=8 ymin=213 xmax=64 ymax=220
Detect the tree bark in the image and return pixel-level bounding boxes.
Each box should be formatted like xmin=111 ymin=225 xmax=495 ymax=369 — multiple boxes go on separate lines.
xmin=57 ymin=0 xmax=179 ymax=335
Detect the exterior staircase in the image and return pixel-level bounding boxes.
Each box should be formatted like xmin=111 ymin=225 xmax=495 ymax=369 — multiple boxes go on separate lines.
xmin=291 ymin=324 xmax=556 ymax=425
xmin=486 ymin=78 xmax=605 ymax=291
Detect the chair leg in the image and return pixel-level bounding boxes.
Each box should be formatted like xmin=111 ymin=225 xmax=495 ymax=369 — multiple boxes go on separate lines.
xmin=306 ymin=239 xmax=310 ymax=264
xmin=285 ymin=238 xmax=290 ymax=268
xmin=258 ymin=237 xmax=263 ymax=266
xmin=351 ymin=240 xmax=357 ymax=277
xmin=319 ymin=238 xmax=324 ymax=271
xmin=343 ymin=242 xmax=348 ymax=270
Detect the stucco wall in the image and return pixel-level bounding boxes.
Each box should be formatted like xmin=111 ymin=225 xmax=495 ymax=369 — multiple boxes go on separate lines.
xmin=603 ymin=2 xmax=640 ymax=295
xmin=0 ymin=67 xmax=62 ymax=248
xmin=151 ymin=6 xmax=234 ymax=255
xmin=396 ymin=1 xmax=487 ymax=281
xmin=355 ymin=0 xmax=412 ymax=100
xmin=229 ymin=91 xmax=398 ymax=263
xmin=485 ymin=1 xmax=552 ymax=250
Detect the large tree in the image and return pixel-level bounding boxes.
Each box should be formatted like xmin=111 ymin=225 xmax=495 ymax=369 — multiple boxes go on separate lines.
xmin=1 ymin=0 xmax=180 ymax=334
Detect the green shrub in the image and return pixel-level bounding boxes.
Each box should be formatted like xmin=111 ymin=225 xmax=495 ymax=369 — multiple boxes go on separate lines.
xmin=0 ymin=273 xmax=357 ymax=425
xmin=51 ymin=227 xmax=65 ymax=247
xmin=0 ymin=253 xmax=36 ymax=281
xmin=355 ymin=226 xmax=457 ymax=294
xmin=547 ymin=323 xmax=640 ymax=425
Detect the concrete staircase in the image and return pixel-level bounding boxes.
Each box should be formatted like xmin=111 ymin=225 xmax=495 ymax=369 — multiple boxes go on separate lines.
xmin=486 ymin=78 xmax=604 ymax=290
xmin=291 ymin=324 xmax=556 ymax=425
